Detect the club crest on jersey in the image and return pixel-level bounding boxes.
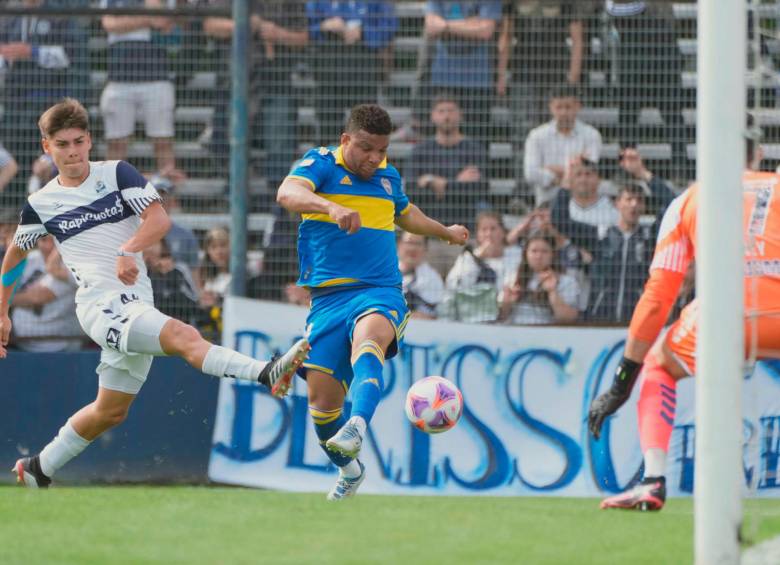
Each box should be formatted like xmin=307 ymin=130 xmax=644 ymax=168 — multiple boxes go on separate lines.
xmin=95 ymin=181 xmax=107 ymax=194
xmin=381 ymin=178 xmax=392 ymax=195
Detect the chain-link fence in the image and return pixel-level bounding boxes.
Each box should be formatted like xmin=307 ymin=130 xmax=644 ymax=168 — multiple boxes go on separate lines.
xmin=0 ymin=0 xmax=776 ymax=349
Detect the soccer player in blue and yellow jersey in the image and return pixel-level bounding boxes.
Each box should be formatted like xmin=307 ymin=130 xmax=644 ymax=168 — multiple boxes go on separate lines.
xmin=277 ymin=104 xmax=469 ymax=500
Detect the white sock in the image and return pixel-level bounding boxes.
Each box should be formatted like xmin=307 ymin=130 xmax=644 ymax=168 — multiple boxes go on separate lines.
xmin=202 ymin=345 xmax=266 ymax=381
xmin=348 ymin=416 xmax=367 ymax=436
xmin=644 ymin=448 xmax=667 ymax=478
xmin=38 ymin=419 xmax=91 ymax=478
xmin=340 ymin=459 xmax=362 ymax=479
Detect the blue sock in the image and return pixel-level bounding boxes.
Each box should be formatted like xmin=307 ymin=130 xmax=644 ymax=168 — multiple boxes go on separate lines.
xmin=349 ymin=340 xmax=385 ymax=424
xmin=309 ymin=406 xmax=352 ymax=467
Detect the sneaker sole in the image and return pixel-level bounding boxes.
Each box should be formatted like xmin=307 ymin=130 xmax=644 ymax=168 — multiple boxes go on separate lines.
xmin=600 ymin=496 xmax=664 ymax=511
xmin=324 ymin=440 xmax=360 ymax=460
xmin=270 ymin=339 xmax=311 ymax=398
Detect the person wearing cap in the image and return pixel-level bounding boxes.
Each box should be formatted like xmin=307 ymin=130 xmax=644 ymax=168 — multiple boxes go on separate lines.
xmin=150 ymin=174 xmax=200 ymax=281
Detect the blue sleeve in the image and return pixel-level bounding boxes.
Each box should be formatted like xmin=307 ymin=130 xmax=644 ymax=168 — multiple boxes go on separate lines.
xmin=426 ymin=1 xmax=444 ymax=17
xmin=479 ymin=1 xmax=503 ymax=20
xmin=287 ymin=148 xmax=333 ymax=192
xmin=19 ymin=202 xmax=43 ymax=227
xmin=362 ymin=2 xmax=397 ymax=49
xmin=116 ymin=160 xmax=148 ymax=190
xmin=116 ymin=161 xmax=161 ymax=216
xmin=13 ymin=202 xmax=48 ymax=251
xmin=392 ymin=173 xmax=411 ymax=216
xmin=306 ymin=1 xmax=326 ymax=42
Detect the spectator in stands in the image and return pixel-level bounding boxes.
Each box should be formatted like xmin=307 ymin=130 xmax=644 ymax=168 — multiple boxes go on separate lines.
xmin=616 ymin=145 xmax=676 ymax=221
xmin=149 ymin=173 xmax=200 ymax=281
xmin=199 ymin=226 xmax=231 ymax=308
xmin=405 ymin=93 xmax=489 ymax=274
xmin=523 ymin=85 xmax=603 ymax=206
xmin=0 ymin=144 xmax=19 ymax=194
xmin=27 ymin=154 xmax=56 ymax=195
xmin=422 ymin=1 xmax=502 ymax=141
xmin=497 ymin=1 xmax=589 ymax=126
xmin=306 ymin=1 xmax=397 ymax=144
xmin=445 ymin=211 xmax=521 ymax=298
xmin=143 ymin=238 xmax=201 ymax=325
xmin=0 ymin=0 xmax=87 ymax=206
xmin=501 ymin=231 xmax=580 ymax=325
xmin=399 ymin=232 xmax=444 ymax=320
xmin=100 ymin=0 xmax=178 ymax=173
xmin=602 ymin=1 xmax=686 ymax=174
xmin=10 ymin=235 xmax=82 ymax=352
xmin=550 ymin=158 xmax=617 ymax=253
xmin=204 ymin=1 xmax=308 ymax=188
xmin=587 ymin=181 xmax=655 ymax=323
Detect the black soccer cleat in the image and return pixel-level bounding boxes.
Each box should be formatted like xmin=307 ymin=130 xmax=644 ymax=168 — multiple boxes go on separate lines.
xmin=13 ymin=455 xmax=51 ymax=489
xmin=600 ymin=476 xmax=666 ymax=511
xmin=258 ymin=338 xmax=310 ymax=398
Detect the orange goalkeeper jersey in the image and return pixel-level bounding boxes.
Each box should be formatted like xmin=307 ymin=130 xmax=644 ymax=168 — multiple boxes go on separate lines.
xmin=628 ymin=170 xmax=780 ymax=344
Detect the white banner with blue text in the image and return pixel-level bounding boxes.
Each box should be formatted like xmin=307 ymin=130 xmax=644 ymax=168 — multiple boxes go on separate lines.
xmin=208 ymin=297 xmax=780 ymax=497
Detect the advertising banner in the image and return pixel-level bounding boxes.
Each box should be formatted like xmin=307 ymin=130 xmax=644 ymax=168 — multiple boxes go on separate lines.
xmin=209 ymin=297 xmax=780 ymax=497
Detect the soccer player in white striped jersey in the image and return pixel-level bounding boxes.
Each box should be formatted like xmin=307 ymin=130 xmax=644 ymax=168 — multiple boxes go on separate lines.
xmin=0 ymin=98 xmax=309 ymax=488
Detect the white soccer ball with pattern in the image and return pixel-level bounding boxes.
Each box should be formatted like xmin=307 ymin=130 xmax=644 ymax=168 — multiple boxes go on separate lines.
xmin=404 ymin=376 xmax=463 ymax=434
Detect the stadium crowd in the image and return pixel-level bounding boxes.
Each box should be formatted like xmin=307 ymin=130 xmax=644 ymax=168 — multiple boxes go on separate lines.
xmin=0 ymin=0 xmax=749 ymax=349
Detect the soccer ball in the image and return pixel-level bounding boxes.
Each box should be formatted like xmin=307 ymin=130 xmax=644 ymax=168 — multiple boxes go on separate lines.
xmin=404 ymin=376 xmax=463 ymax=434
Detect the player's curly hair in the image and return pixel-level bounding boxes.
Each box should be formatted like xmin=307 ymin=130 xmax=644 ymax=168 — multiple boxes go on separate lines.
xmin=38 ymin=98 xmax=90 ymax=139
xmin=345 ymin=104 xmax=393 ymax=136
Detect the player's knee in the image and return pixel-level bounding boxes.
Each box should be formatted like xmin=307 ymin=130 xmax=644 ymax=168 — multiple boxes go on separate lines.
xmin=94 ymin=404 xmax=129 ymax=429
xmin=162 ymin=320 xmax=202 ymax=356
xmin=653 ymin=343 xmax=688 ymax=382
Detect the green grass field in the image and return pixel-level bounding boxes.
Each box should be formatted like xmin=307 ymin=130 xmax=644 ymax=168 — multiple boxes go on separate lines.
xmin=1 ymin=487 xmax=778 ymax=565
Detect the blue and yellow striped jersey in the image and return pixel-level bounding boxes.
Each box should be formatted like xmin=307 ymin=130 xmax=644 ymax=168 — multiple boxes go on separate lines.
xmin=287 ymin=145 xmax=411 ymax=290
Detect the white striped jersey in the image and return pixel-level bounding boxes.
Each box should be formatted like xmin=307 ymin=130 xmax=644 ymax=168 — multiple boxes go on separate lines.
xmin=12 ymin=160 xmax=161 ymax=305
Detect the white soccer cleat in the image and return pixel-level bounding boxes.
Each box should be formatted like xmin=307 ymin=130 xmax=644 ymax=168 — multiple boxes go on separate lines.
xmin=258 ymin=338 xmax=310 ymax=398
xmin=325 ymin=421 xmax=363 ymax=459
xmin=13 ymin=456 xmax=51 ymax=489
xmin=326 ymin=460 xmax=366 ymax=501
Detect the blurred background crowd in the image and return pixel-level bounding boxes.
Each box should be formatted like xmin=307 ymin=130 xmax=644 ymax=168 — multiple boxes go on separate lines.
xmin=0 ymin=0 xmax=772 ymax=350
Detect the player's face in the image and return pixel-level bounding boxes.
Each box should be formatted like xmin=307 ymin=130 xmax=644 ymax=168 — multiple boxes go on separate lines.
xmin=43 ymin=128 xmax=92 ymax=184
xmin=341 ymin=130 xmax=389 ymax=180
xmin=526 ymin=239 xmax=553 ymax=272
xmin=549 ymin=97 xmax=579 ymax=130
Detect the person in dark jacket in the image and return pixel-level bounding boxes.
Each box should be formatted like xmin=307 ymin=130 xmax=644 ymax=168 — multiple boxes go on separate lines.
xmin=588 ymin=181 xmax=656 ymax=323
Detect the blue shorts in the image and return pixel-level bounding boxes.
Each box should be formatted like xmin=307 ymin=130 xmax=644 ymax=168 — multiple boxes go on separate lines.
xmin=299 ymin=286 xmax=409 ymax=390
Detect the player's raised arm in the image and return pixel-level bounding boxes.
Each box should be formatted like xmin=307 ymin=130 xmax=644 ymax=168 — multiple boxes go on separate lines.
xmin=277 ymin=177 xmax=362 ymax=235
xmin=395 ymin=203 xmax=469 ymax=246
xmin=0 ymin=242 xmax=31 ymax=358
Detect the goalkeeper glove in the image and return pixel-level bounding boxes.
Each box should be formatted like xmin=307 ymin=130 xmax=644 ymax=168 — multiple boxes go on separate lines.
xmin=588 ymin=356 xmax=643 ymax=439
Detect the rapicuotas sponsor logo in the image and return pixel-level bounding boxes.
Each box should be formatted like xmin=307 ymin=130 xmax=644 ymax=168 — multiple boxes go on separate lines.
xmin=58 ymin=196 xmax=124 ymax=233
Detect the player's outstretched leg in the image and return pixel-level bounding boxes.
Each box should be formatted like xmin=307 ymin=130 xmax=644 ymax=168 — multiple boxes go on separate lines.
xmin=155 ymin=317 xmax=309 ymax=396
xmin=601 ymin=352 xmax=676 ymax=511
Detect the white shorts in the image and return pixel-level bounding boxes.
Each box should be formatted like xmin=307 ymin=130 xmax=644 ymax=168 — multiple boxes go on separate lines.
xmin=76 ymin=291 xmax=171 ymax=392
xmin=100 ymin=80 xmax=175 ymax=139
